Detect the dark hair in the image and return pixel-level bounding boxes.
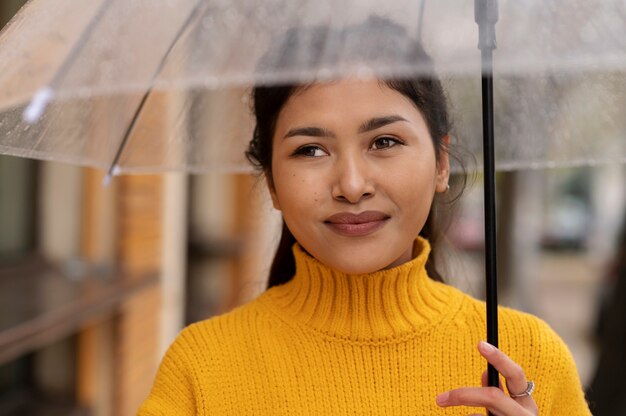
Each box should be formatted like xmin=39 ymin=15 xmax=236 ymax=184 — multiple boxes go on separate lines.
xmin=246 ymin=17 xmax=466 ymax=289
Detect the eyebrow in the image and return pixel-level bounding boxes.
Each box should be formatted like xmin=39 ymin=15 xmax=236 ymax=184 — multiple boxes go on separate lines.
xmin=283 ymin=115 xmax=408 ymax=140
xmin=283 ymin=126 xmax=334 ymax=139
xmin=358 ymin=115 xmax=408 ymax=133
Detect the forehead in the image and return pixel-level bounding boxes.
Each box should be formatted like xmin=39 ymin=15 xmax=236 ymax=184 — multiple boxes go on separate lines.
xmin=278 ymin=79 xmax=422 ymax=125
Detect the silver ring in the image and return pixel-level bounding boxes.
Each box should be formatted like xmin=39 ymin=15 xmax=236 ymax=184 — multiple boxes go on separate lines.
xmin=509 ymin=381 xmax=535 ymax=398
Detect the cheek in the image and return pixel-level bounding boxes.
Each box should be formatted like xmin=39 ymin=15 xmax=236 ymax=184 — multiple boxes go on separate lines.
xmin=385 ymin=156 xmax=437 ymax=214
xmin=272 ymin=168 xmax=320 ymax=217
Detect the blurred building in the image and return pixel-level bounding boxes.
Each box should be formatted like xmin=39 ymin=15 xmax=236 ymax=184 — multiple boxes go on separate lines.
xmin=0 ymin=4 xmax=277 ymax=415
xmin=0 ymin=157 xmax=276 ymax=416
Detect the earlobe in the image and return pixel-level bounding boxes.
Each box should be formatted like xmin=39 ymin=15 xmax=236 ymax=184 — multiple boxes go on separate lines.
xmin=435 ymin=175 xmax=450 ymax=193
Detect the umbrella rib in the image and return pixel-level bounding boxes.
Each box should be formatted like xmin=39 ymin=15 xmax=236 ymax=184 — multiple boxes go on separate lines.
xmin=48 ymin=0 xmax=113 ymax=88
xmin=23 ymin=0 xmax=114 ymax=123
xmin=102 ymin=0 xmax=208 ymax=185
xmin=416 ymin=0 xmax=427 ymax=42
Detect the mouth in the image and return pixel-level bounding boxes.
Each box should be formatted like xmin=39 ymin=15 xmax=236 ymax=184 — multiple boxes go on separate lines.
xmin=324 ymin=211 xmax=390 ymax=237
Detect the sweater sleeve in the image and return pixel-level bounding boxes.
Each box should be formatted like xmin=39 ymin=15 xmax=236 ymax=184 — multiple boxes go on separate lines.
xmin=536 ymin=320 xmax=592 ymax=416
xmin=137 ymin=328 xmax=197 ymax=416
xmin=549 ymin=339 xmax=591 ymax=415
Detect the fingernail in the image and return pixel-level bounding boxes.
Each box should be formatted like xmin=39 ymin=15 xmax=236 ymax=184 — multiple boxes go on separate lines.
xmin=479 ymin=340 xmax=496 ymax=353
xmin=436 ymin=391 xmax=449 ymax=405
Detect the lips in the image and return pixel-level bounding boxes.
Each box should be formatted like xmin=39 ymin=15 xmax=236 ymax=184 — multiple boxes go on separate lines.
xmin=324 ymin=211 xmax=390 ymax=236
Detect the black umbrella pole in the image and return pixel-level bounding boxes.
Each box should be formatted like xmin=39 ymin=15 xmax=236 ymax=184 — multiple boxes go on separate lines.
xmin=481 ymin=50 xmax=499 ymax=390
xmin=475 ymin=0 xmax=500 ymax=398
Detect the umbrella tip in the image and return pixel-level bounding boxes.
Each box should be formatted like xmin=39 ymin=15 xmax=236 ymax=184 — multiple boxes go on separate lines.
xmin=23 ymin=87 xmax=54 ymax=124
xmin=102 ymin=174 xmax=113 ymax=187
xmin=102 ymin=165 xmax=121 ymax=187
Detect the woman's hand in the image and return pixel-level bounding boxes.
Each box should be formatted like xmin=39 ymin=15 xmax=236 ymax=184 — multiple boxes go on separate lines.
xmin=436 ymin=341 xmax=539 ymax=416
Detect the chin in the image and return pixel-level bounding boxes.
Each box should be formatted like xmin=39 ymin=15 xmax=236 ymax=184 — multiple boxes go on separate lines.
xmin=300 ymin=235 xmax=413 ymax=274
xmin=321 ymin=256 xmax=395 ymax=275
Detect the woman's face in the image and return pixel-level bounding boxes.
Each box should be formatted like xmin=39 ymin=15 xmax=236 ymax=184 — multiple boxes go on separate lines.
xmin=269 ymin=79 xmax=449 ymax=274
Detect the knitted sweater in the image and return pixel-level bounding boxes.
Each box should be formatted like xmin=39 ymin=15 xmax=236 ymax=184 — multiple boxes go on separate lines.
xmin=139 ymin=237 xmax=591 ymax=415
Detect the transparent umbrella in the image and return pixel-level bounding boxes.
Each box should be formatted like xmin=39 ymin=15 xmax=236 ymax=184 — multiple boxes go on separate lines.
xmin=0 ymin=0 xmax=624 ymax=175
xmin=1 ymin=0 xmax=625 ymax=403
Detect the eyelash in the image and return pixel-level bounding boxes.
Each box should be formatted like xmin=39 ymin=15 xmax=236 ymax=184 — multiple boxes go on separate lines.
xmin=291 ymin=145 xmax=327 ymax=158
xmin=371 ymin=136 xmax=405 ymax=150
xmin=291 ymin=136 xmax=405 ymax=158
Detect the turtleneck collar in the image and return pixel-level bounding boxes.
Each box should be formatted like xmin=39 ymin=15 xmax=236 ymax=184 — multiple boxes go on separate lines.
xmin=259 ymin=237 xmax=464 ymax=342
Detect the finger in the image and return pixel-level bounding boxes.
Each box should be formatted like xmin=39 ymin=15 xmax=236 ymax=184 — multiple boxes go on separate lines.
xmin=481 ymin=370 xmax=506 ymax=396
xmin=478 ymin=341 xmax=537 ymax=411
xmin=478 ymin=342 xmax=527 ymax=396
xmin=436 ymin=387 xmax=523 ymax=415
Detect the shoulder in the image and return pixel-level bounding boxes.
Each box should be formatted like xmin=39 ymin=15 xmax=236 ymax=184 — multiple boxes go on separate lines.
xmin=498 ymin=307 xmax=590 ymax=414
xmin=175 ymin=295 xmax=272 ymax=353
xmin=499 ymin=305 xmax=563 ymax=345
xmin=138 ymin=299 xmax=272 ymax=415
xmin=455 ymin=292 xmax=567 ymax=349
xmin=493 ymin=304 xmax=572 ymax=367
xmin=451 ymin=294 xmax=577 ymax=378
xmin=166 ymin=293 xmax=289 ymax=375
xmin=458 ymin=295 xmax=574 ymax=365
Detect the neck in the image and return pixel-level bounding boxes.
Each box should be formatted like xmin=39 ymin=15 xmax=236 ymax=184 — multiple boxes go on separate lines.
xmin=260 ymin=237 xmax=463 ymax=342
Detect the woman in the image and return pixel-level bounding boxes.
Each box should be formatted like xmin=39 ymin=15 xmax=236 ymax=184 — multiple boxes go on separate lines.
xmin=139 ymin=18 xmax=590 ymax=415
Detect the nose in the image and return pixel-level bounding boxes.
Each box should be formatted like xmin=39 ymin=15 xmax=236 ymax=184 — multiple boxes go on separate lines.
xmin=331 ymin=153 xmax=375 ymax=204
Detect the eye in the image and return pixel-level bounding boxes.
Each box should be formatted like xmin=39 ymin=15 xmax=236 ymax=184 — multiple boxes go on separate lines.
xmin=371 ymin=136 xmax=404 ymax=150
xmin=292 ymin=145 xmax=328 ymax=158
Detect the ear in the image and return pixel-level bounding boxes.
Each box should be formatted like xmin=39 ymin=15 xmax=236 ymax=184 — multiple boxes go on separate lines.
xmin=435 ymin=135 xmax=451 ymax=193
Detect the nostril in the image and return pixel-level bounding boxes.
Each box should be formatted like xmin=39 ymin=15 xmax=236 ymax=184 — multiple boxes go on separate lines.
xmin=333 ymin=192 xmax=374 ymax=204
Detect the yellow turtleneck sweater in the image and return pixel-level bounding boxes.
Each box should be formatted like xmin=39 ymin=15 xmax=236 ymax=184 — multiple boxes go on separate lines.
xmin=138 ymin=238 xmax=591 ymax=415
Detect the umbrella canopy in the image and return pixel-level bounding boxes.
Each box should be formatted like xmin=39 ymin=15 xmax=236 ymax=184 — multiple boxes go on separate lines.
xmin=0 ymin=0 xmax=625 ymax=173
